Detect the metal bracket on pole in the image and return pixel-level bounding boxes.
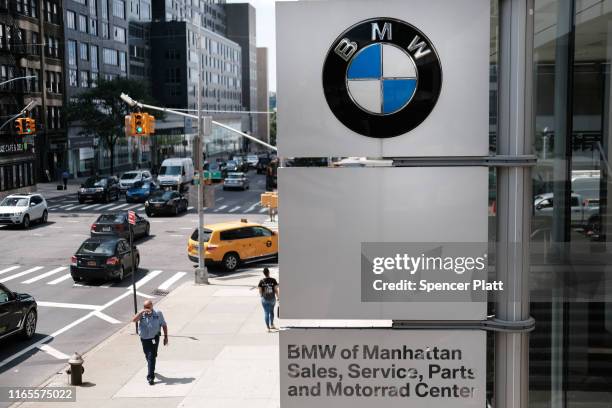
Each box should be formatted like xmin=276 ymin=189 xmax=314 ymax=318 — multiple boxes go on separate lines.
xmin=391 ymin=316 xmax=536 ymax=333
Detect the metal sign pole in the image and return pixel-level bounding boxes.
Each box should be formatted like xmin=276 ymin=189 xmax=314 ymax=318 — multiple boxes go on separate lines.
xmin=195 ymin=30 xmax=209 ymax=285
xmin=130 ymin=222 xmax=137 ymax=334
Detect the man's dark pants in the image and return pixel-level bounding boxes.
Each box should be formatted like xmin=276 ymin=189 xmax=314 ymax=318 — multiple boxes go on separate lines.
xmin=141 ymin=335 xmax=160 ymax=380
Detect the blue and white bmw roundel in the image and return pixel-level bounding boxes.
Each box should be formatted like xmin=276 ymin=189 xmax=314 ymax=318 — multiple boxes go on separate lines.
xmin=322 ymin=18 xmax=442 ymax=138
xmin=346 ymin=43 xmax=418 ymax=115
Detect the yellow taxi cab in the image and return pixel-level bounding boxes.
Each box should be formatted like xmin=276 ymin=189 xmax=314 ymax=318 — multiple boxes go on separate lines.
xmin=187 ymin=219 xmax=278 ymax=271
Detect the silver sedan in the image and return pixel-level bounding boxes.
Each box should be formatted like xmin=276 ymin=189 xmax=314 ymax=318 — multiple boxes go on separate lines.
xmin=223 ymin=172 xmax=250 ymax=191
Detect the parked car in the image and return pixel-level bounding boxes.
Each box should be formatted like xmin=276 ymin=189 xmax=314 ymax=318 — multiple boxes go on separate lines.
xmin=534 ymin=193 xmax=598 ymax=227
xmin=145 ymin=190 xmax=189 ymax=217
xmin=126 ymin=181 xmax=158 ymax=203
xmin=0 ymin=193 xmax=48 ymax=228
xmin=225 ymin=160 xmax=239 ymax=172
xmin=71 ymin=237 xmax=140 ymax=283
xmin=90 ymin=212 xmax=150 ymax=240
xmin=246 ymin=155 xmax=259 ymax=169
xmin=232 ymin=156 xmax=249 ymax=172
xmin=204 ymin=162 xmax=224 ymax=182
xmin=0 ymin=283 xmax=37 ymax=340
xmin=187 ymin=220 xmax=278 ymax=271
xmin=157 ymin=158 xmax=194 ymax=191
xmin=78 ymin=176 xmax=120 ymax=204
xmin=119 ymin=170 xmax=153 ymax=192
xmin=223 ymin=172 xmax=249 ymax=191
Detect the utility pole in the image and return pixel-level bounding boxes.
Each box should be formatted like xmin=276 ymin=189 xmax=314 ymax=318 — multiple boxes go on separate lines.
xmin=195 ymin=30 xmax=210 ymax=285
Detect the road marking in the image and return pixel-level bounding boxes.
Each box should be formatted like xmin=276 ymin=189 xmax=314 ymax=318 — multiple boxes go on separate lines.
xmin=37 ymin=301 xmax=99 ymax=310
xmin=108 ymin=203 xmax=129 ymax=211
xmin=97 ymin=203 xmax=116 ymax=210
xmin=100 ymin=282 xmax=113 ymax=288
xmin=47 ymin=274 xmax=72 ymax=285
xmin=214 ymin=205 xmax=228 ymax=212
xmin=69 ymin=204 xmax=86 ymax=210
xmin=228 ymin=206 xmax=241 ymax=213
xmin=59 ymin=204 xmax=74 ymax=209
xmin=132 ymin=270 xmax=163 ymax=289
xmin=216 ymin=197 xmax=224 ymax=202
xmin=0 ymin=282 xmax=142 ymax=369
xmin=157 ymin=272 xmax=186 ymax=290
xmin=21 ymin=267 xmax=67 ymax=284
xmin=245 ymin=202 xmax=259 ymax=212
xmin=259 ymin=207 xmax=268 ymax=213
xmin=0 ymin=266 xmax=44 ymax=283
xmin=136 ymin=291 xmax=155 ymax=299
xmin=82 ymin=204 xmax=101 ymax=210
xmin=126 ymin=204 xmax=140 ymax=210
xmin=38 ymin=344 xmax=69 ymax=360
xmin=0 ymin=266 xmax=20 ymax=276
xmin=92 ymin=311 xmax=121 ymax=324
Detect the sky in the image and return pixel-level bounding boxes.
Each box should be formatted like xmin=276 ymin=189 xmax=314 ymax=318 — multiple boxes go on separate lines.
xmin=227 ymin=0 xmax=285 ymax=92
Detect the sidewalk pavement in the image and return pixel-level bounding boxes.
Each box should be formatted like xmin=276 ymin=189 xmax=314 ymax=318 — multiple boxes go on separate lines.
xmin=14 ymin=269 xmax=281 ymax=408
xmin=36 ymin=178 xmax=87 ymax=200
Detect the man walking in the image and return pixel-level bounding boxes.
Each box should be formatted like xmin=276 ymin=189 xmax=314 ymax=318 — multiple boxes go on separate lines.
xmin=258 ymin=267 xmax=279 ymax=332
xmin=131 ymin=300 xmax=168 ymax=385
xmin=61 ymin=169 xmax=69 ymax=190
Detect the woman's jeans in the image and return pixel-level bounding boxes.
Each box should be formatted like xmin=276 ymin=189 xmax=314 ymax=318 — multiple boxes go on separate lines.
xmin=261 ymin=298 xmax=276 ymax=327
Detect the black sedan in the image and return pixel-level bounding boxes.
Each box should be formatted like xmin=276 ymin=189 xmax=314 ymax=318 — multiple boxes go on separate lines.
xmin=78 ymin=176 xmax=121 ymax=204
xmin=145 ymin=191 xmax=188 ymax=217
xmin=71 ymin=237 xmax=140 ymax=283
xmin=0 ymin=283 xmax=37 ymax=341
xmin=90 ymin=212 xmax=150 ymax=240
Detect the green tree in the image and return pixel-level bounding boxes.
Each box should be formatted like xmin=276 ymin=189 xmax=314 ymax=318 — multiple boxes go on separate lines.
xmin=269 ymin=111 xmax=277 ymax=147
xmin=64 ymin=78 xmax=161 ymax=175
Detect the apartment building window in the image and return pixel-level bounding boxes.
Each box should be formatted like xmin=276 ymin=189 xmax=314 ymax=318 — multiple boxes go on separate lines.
xmin=30 ymin=0 xmax=38 ymax=18
xmin=89 ymin=0 xmax=96 ymax=15
xmin=79 ymin=15 xmax=88 ymax=33
xmin=114 ymin=26 xmax=126 ymax=44
xmin=118 ymin=51 xmax=126 ymax=72
xmin=66 ymin=10 xmax=76 ymax=29
xmin=67 ymin=40 xmax=77 ymax=66
xmin=91 ymin=72 xmax=98 ymax=87
xmin=68 ymin=69 xmax=77 ymax=87
xmin=101 ymin=0 xmax=108 ymax=19
xmin=90 ymin=45 xmax=98 ymax=70
xmin=165 ymin=67 xmax=180 ymax=83
xmin=113 ymin=0 xmax=125 ymax=19
xmin=31 ymin=32 xmax=39 ymax=55
xmin=102 ymin=23 xmax=109 ymax=39
xmin=103 ymin=48 xmax=117 ymax=65
xmin=90 ymin=19 xmax=98 ymax=36
xmin=80 ymin=42 xmax=88 ymax=61
xmin=80 ymin=70 xmax=89 ymax=88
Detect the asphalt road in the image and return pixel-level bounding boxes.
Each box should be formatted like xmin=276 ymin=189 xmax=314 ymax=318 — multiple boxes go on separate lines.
xmin=0 ymin=171 xmax=275 ymax=406
xmin=45 ymin=173 xmax=270 ymax=216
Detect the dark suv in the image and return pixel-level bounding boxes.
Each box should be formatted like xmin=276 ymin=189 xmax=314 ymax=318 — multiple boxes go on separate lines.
xmin=78 ymin=176 xmax=120 ymax=204
xmin=0 ymin=283 xmax=37 ymax=341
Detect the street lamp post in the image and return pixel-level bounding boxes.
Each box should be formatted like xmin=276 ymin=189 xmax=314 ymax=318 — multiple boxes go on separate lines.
xmin=0 ymin=75 xmax=36 ymax=88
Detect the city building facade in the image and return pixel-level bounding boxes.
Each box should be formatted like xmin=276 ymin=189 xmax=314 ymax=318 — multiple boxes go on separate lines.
xmin=0 ymin=0 xmax=64 ymax=196
xmin=256 ymin=46 xmax=268 ymax=145
xmin=63 ymin=0 xmax=130 ymax=176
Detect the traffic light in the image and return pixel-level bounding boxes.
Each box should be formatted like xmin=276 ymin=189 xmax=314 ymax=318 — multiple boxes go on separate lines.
xmin=126 ymin=113 xmax=155 ymax=136
xmin=24 ymin=118 xmax=35 ymax=134
xmin=145 ymin=113 xmax=155 ymax=134
xmin=134 ymin=113 xmax=145 ymax=135
xmin=14 ymin=118 xmax=24 ymax=135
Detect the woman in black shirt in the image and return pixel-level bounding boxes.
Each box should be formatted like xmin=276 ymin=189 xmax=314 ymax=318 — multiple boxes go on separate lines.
xmin=258 ymin=267 xmax=279 ymax=332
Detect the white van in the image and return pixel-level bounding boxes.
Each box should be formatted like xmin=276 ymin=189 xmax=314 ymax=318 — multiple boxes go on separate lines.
xmin=158 ymin=158 xmax=194 ymax=191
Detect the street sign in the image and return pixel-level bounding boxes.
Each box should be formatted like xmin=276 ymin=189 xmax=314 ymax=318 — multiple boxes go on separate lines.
xmin=280 ymin=328 xmax=486 ymax=408
xmin=279 ymin=167 xmax=489 ymax=320
xmin=128 ymin=210 xmax=136 ymax=225
xmin=277 ymin=0 xmax=490 ymax=157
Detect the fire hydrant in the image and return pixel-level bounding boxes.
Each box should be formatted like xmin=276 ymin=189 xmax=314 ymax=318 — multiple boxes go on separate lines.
xmin=66 ymin=352 xmax=84 ymax=385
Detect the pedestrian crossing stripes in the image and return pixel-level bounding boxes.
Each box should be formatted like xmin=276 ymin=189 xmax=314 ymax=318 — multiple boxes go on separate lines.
xmin=46 ymin=199 xmax=269 ymax=214
xmin=0 ymin=266 xmax=44 ymax=283
xmin=0 ymin=265 xmax=188 ymax=292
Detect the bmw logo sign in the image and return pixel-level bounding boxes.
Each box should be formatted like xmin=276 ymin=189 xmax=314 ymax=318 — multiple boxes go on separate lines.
xmin=323 ymin=18 xmax=442 ymax=138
